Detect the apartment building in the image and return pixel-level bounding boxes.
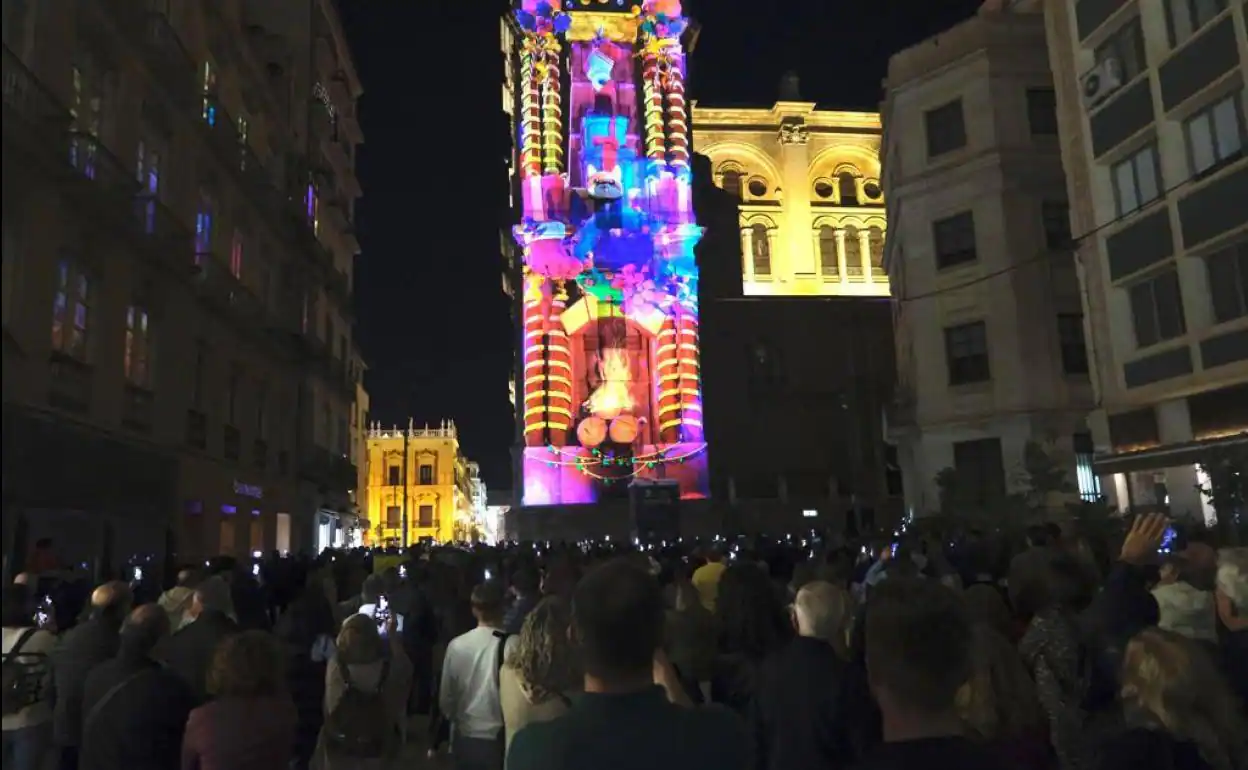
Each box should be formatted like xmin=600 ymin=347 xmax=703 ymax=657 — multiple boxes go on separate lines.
xmin=1043 ymin=0 xmax=1246 ymax=519
xmin=1 ymin=0 xmax=365 ymax=565
xmin=882 ymin=4 xmax=1098 ymax=516
xmin=365 ymin=421 xmax=476 ymax=546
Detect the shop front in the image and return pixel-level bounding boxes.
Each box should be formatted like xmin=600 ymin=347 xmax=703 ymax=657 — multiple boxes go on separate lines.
xmin=176 ymin=454 xmax=298 ymax=562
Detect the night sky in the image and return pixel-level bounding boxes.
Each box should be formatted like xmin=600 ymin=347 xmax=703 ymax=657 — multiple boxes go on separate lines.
xmin=336 ymin=0 xmax=984 ymax=492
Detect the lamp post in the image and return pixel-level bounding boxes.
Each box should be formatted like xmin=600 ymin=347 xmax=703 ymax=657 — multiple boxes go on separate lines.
xmin=401 ymin=418 xmax=411 ymax=548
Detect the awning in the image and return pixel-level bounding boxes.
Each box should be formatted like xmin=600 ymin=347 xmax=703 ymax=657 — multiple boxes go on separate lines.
xmin=1093 ymin=432 xmax=1248 ymax=475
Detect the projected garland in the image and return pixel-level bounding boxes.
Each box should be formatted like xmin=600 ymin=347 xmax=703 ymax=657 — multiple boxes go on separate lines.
xmin=512 ymin=0 xmax=707 ymax=505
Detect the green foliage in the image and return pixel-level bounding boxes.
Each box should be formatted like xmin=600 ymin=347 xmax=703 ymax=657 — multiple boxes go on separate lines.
xmin=1016 ymin=440 xmax=1076 ymax=508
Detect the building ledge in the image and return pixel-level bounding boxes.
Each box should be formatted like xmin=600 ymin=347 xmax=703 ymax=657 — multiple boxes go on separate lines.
xmin=1093 ymin=432 xmax=1248 ymax=475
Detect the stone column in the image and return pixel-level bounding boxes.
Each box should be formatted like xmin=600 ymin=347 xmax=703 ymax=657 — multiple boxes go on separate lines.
xmin=858 ymin=229 xmax=872 ymax=280
xmin=834 ymin=229 xmax=848 ymax=280
xmin=741 ymin=226 xmax=754 ymax=284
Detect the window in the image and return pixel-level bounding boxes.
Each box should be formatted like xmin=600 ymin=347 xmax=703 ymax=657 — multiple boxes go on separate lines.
xmin=69 ymin=57 xmax=110 ymax=178
xmin=1206 ymin=240 xmax=1248 ymax=322
xmin=868 ymin=227 xmax=886 ymax=276
xmin=191 ymin=341 xmax=207 ymax=407
xmin=817 ymin=226 xmax=839 ymax=277
xmin=51 ymin=259 xmax=90 ymax=360
xmin=1026 ymin=89 xmax=1059 ymax=136
xmin=1042 ymin=201 xmax=1072 ymax=250
xmin=387 ymin=465 xmax=401 ymax=486
xmin=124 ymin=305 xmax=151 ymax=386
xmin=226 ymin=365 xmax=241 ymax=424
xmin=1095 ymin=18 xmax=1147 ymax=83
xmin=1128 ymin=269 xmax=1187 ymax=347
xmin=305 ymin=183 xmax=320 ymax=234
xmin=944 ymin=321 xmax=991 ymax=385
xmin=385 ymin=505 xmax=400 ymax=528
xmin=1165 ymin=0 xmax=1227 ymax=46
xmin=1183 ymin=93 xmax=1244 ymax=177
xmin=749 ymin=223 xmax=771 ymax=277
xmin=1111 ymin=144 xmax=1161 ymax=216
xmin=721 ymin=169 xmax=742 ymax=198
xmin=135 ymin=136 xmax=164 ymax=233
xmin=843 ymin=225 xmax=863 ymax=276
xmin=195 ymin=187 xmax=215 ymax=257
xmin=419 ymin=464 xmax=434 ymax=485
xmin=230 ymin=229 xmax=244 ymax=278
xmin=1057 ymin=314 xmax=1089 ymax=375
xmin=418 ymin=505 xmax=434 ymax=528
xmin=932 ymin=211 xmax=977 ymax=269
xmin=952 ymin=438 xmax=1007 ymax=506
xmin=924 ymin=99 xmax=966 ymax=157
xmin=1073 ymin=433 xmax=1102 ymax=502
xmin=838 ymin=172 xmax=858 ymax=205
xmin=201 ymin=60 xmax=218 ymax=125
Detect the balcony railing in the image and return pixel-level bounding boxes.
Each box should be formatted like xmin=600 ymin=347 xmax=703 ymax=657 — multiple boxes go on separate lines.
xmin=2 ymin=44 xmax=73 ymax=158
xmin=191 ymin=252 xmax=266 ymax=326
xmin=47 ymin=353 xmax=93 ymax=413
xmin=65 ymin=131 xmax=140 ymax=213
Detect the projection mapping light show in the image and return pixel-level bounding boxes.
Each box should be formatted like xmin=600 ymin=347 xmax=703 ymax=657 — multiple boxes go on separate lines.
xmin=512 ymin=0 xmax=708 ymax=506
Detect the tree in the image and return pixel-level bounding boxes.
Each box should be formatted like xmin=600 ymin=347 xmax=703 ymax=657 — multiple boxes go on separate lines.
xmin=1197 ymin=443 xmax=1247 ymax=544
xmin=1014 ymin=440 xmax=1077 ymax=512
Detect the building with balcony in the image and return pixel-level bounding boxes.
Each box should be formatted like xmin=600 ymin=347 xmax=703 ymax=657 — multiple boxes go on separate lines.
xmin=692 ymin=79 xmax=891 ymax=298
xmin=881 ymin=3 xmax=1097 ymax=517
xmin=1 ymin=0 xmax=365 ymax=566
xmin=365 ymin=421 xmax=476 ymax=546
xmin=1041 ymin=0 xmax=1247 ymax=521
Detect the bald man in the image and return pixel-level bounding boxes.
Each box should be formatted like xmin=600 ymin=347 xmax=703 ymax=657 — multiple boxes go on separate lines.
xmin=750 ymin=580 xmax=855 ymax=770
xmin=48 ymin=581 xmax=133 ymax=770
xmin=78 ymin=605 xmax=193 ymax=770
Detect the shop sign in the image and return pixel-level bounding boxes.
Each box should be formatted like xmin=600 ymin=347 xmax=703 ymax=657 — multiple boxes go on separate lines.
xmin=233 ymin=480 xmax=263 ymax=499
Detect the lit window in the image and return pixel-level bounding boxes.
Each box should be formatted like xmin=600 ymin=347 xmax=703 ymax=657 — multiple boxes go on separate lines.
xmin=1073 ymin=433 xmax=1102 ymax=503
xmin=817 ymin=225 xmax=838 ymax=277
xmin=69 ymin=60 xmax=107 ymax=178
xmin=195 ymin=188 xmax=215 ymax=257
xmin=124 ymin=305 xmax=151 ymax=387
xmin=749 ymin=222 xmax=771 ymax=278
xmin=868 ymin=226 xmax=885 ymax=276
xmin=135 ymin=137 xmax=163 ymax=233
xmin=201 ymin=60 xmax=217 ymax=125
xmin=1183 ymin=93 xmax=1245 ymax=177
xmin=51 ymin=259 xmax=91 ymax=360
xmin=305 ymin=183 xmax=320 ymax=235
xmin=843 ymin=225 xmax=862 ymax=276
xmin=1111 ymin=144 xmax=1161 ymax=217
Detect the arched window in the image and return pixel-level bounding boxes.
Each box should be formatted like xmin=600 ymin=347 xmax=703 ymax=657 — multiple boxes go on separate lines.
xmin=818 ymin=225 xmax=839 ymax=277
xmin=721 ymin=169 xmax=743 ymax=199
xmin=843 ymin=225 xmax=862 ymax=276
xmin=868 ymin=226 xmax=886 ymax=276
xmin=838 ymin=172 xmax=858 ymax=205
xmin=750 ymin=222 xmax=771 ymax=277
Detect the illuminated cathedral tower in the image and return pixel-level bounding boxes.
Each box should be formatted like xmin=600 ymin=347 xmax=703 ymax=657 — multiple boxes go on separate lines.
xmin=507 ymin=0 xmax=707 ymax=506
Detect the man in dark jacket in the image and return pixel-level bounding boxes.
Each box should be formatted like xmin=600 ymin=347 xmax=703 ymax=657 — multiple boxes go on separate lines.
xmin=79 ymin=604 xmax=195 ymax=770
xmin=750 ymin=580 xmax=854 ymax=770
xmin=160 ymin=576 xmax=238 ymax=703
xmin=48 ymin=581 xmax=131 ymax=770
xmin=503 ymin=567 xmax=541 ymax=635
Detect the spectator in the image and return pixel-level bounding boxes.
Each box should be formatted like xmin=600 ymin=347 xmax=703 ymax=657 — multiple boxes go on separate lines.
xmin=163 ymin=576 xmax=240 ymax=703
xmin=1100 ymin=627 xmax=1247 ymax=770
xmin=48 ymin=581 xmax=132 ymax=770
xmin=1152 ymin=555 xmax=1217 ymax=644
xmin=750 ymin=580 xmax=854 ymax=770
xmin=275 ymin=588 xmax=338 ymax=770
xmin=1214 ymin=547 xmax=1248 ymax=708
xmin=506 ymin=559 xmax=748 ymax=770
xmin=181 ymin=630 xmax=298 ymax=770
xmin=2 ymin=583 xmax=55 ymax=770
xmin=440 ymin=581 xmax=509 ymax=770
xmin=502 ymin=568 xmax=540 ymax=636
xmin=315 ymin=612 xmax=411 ymax=768
xmin=692 ymin=546 xmax=727 ymax=612
xmin=337 ymin=574 xmax=383 ymax=626
xmin=712 ymin=563 xmax=791 ymax=716
xmin=854 ymin=578 xmax=996 ymax=769
xmin=79 ymin=604 xmax=196 ymax=770
xmin=663 ymin=577 xmax=716 ymax=702
xmin=158 ymin=567 xmax=201 ymax=632
xmin=956 ymin=624 xmax=1050 ymax=770
xmin=500 ymin=597 xmax=580 ymax=755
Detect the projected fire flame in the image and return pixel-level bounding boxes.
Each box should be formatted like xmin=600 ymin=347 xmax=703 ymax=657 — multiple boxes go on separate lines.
xmin=512 ymin=0 xmax=708 ymax=505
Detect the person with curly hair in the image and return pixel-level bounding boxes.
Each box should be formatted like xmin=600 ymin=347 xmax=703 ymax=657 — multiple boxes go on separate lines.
xmin=499 ymin=597 xmax=581 ymax=756
xmin=710 ymin=563 xmax=791 ymax=715
xmin=180 ymin=630 xmax=297 ymax=770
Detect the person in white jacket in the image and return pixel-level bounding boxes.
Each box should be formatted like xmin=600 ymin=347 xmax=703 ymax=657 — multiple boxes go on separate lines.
xmin=1152 ymin=555 xmax=1218 ymax=643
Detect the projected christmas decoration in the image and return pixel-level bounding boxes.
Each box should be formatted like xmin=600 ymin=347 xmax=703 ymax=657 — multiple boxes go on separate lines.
xmin=511 ymin=0 xmax=707 ymax=505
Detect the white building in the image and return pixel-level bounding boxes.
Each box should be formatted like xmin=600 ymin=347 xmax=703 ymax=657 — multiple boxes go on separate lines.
xmin=1040 ymin=0 xmax=1246 ymax=522
xmin=882 ymin=3 xmax=1099 ymax=515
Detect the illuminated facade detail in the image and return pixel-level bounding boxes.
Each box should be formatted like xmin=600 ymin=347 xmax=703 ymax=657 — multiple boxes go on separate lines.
xmin=365 ymin=421 xmax=475 ymax=545
xmin=692 ymin=101 xmax=890 ymax=297
xmin=508 ymin=0 xmax=708 ymax=505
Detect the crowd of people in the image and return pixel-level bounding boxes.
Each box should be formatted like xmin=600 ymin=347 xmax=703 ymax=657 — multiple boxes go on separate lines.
xmin=1 ymin=512 xmax=1246 ymax=770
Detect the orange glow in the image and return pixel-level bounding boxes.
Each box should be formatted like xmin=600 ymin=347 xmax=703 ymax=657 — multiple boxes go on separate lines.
xmin=585 ymin=348 xmax=634 ymax=419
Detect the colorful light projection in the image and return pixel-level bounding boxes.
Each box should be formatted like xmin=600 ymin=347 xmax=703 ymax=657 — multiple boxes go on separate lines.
xmin=513 ymin=0 xmax=707 ymax=506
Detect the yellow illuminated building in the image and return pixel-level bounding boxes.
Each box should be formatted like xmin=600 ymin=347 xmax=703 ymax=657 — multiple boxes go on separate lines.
xmin=693 ymin=81 xmax=890 ymax=297
xmin=365 ymin=420 xmax=474 ymax=545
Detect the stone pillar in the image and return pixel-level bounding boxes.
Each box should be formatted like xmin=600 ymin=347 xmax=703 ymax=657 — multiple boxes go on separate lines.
xmin=741 ymin=226 xmax=754 ymax=284
xmin=858 ymin=229 xmax=872 ymax=279
xmin=778 ymin=121 xmax=814 ymax=277
xmin=834 ymin=229 xmax=848 ymax=279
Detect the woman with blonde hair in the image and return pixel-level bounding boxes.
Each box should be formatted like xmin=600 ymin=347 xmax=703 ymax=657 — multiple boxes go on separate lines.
xmin=499 ymin=596 xmax=580 ymax=756
xmin=956 ymin=624 xmax=1051 ymax=769
xmin=1102 ymin=627 xmax=1248 ymax=770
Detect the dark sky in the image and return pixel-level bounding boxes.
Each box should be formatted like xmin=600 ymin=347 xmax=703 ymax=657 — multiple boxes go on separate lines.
xmin=336 ymin=0 xmax=984 ymax=492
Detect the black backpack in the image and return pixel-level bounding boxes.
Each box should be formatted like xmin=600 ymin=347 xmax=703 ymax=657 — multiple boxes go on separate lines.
xmin=2 ymin=629 xmax=44 ymax=716
xmin=323 ymin=659 xmax=398 ymax=759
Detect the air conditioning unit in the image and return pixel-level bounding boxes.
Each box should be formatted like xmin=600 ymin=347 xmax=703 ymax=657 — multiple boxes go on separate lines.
xmin=1081 ymin=57 xmax=1123 ymax=109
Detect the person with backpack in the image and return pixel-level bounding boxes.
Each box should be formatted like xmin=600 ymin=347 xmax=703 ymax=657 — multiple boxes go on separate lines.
xmin=315 ymin=610 xmax=412 ymax=769
xmin=438 ymin=580 xmax=509 ymax=770
xmin=2 ymin=583 xmax=56 ymax=770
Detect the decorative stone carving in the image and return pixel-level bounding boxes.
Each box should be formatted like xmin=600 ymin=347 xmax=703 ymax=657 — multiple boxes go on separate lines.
xmin=779 ymin=122 xmax=809 ymax=145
